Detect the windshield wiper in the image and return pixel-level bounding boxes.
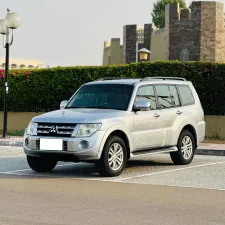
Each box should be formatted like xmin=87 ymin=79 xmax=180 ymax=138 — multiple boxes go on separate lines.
xmin=65 ymin=107 xmax=82 ymax=109
xmin=84 ymin=106 xmax=111 ymax=109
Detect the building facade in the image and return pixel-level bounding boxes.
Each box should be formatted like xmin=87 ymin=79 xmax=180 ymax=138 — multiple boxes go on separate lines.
xmin=123 ymin=24 xmax=156 ymax=64
xmin=102 ymin=38 xmax=123 ymax=66
xmin=102 ymin=24 xmax=156 ymax=65
xmin=165 ymin=1 xmax=225 ymax=62
xmin=103 ymin=1 xmax=225 ymax=65
xmin=150 ymin=28 xmax=166 ymax=62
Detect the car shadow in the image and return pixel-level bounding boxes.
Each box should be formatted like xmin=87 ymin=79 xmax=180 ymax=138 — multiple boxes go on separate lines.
xmin=0 ymin=156 xmax=176 ymax=180
xmin=126 ymin=159 xmax=174 ymax=169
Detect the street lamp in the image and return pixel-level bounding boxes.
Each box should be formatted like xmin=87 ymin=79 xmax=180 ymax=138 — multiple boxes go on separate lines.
xmin=0 ymin=9 xmax=21 ymax=138
xmin=138 ymin=48 xmax=151 ymax=61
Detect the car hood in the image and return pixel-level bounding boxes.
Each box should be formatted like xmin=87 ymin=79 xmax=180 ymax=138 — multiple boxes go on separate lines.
xmin=32 ymin=108 xmax=129 ymax=124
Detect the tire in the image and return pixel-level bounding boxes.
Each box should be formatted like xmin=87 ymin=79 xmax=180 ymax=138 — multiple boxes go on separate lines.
xmin=27 ymin=155 xmax=57 ymax=172
xmin=170 ymin=130 xmax=196 ymax=165
xmin=95 ymin=135 xmax=127 ymax=177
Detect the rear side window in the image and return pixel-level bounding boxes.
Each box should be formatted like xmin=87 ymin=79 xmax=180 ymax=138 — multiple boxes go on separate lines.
xmin=177 ymin=85 xmax=195 ymax=106
xmin=168 ymin=86 xmax=180 ymax=107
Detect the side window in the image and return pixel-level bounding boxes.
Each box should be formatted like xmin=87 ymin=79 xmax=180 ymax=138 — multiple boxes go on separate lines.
xmin=168 ymin=85 xmax=180 ymax=107
xmin=136 ymin=85 xmax=157 ymax=110
xmin=177 ymin=85 xmax=195 ymax=106
xmin=155 ymin=85 xmax=173 ymax=109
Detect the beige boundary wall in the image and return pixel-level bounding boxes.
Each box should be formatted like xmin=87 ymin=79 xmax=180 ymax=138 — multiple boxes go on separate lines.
xmin=0 ymin=112 xmax=44 ymax=131
xmin=0 ymin=112 xmax=224 ymax=139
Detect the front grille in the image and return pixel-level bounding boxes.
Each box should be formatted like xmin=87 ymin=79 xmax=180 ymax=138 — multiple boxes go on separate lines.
xmin=37 ymin=123 xmax=76 ymax=137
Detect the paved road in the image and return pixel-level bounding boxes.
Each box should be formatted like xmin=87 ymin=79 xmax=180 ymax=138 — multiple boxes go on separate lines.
xmin=1 ymin=147 xmax=225 ymax=225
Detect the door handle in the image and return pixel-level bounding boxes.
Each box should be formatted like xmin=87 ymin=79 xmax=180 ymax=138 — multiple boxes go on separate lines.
xmin=176 ymin=110 xmax=182 ymax=115
xmin=153 ymin=113 xmax=160 ymax=118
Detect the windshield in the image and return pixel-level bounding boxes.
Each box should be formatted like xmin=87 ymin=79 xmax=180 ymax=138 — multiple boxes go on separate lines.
xmin=66 ymin=84 xmax=134 ymax=110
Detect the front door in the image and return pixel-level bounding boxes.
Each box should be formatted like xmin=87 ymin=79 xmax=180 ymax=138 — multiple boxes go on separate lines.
xmin=132 ymin=85 xmax=164 ymax=151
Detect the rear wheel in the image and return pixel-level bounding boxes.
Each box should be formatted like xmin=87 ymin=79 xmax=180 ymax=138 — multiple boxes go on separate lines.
xmin=27 ymin=155 xmax=57 ymax=172
xmin=170 ymin=130 xmax=196 ymax=165
xmin=95 ymin=135 xmax=127 ymax=177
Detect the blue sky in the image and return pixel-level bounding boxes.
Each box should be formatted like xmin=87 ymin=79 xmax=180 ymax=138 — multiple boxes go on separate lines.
xmin=0 ymin=0 xmax=220 ymax=67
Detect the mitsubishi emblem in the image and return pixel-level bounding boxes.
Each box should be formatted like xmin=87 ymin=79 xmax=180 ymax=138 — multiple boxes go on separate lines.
xmin=49 ymin=125 xmax=57 ymax=133
xmin=62 ymin=111 xmax=65 ymax=116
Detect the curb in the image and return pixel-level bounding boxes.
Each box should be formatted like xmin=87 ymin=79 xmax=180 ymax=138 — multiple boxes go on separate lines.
xmin=0 ymin=141 xmax=23 ymax=147
xmin=196 ymin=149 xmax=225 ymax=157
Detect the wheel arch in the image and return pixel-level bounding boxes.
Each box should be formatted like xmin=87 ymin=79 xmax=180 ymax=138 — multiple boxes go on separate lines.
xmin=98 ymin=125 xmax=133 ymax=160
xmin=180 ymin=124 xmax=197 ymax=148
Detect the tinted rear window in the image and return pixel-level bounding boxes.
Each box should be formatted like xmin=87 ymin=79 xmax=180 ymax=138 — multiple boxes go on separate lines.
xmin=177 ymin=85 xmax=195 ymax=106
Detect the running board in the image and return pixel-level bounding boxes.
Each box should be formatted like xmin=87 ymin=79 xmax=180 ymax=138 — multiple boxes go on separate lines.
xmin=130 ymin=147 xmax=178 ymax=159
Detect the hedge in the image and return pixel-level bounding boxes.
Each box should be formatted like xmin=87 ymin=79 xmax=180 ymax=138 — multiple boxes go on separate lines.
xmin=0 ymin=61 xmax=224 ymax=115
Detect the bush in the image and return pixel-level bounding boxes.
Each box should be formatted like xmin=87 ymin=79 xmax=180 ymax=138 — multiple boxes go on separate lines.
xmin=0 ymin=61 xmax=224 ymax=115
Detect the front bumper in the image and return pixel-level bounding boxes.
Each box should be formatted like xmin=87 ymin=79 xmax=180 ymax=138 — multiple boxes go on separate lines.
xmin=23 ymin=129 xmax=105 ymax=161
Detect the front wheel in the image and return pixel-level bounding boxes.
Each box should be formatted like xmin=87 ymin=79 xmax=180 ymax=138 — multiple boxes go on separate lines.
xmin=95 ymin=135 xmax=127 ymax=177
xmin=170 ymin=130 xmax=196 ymax=165
xmin=27 ymin=155 xmax=57 ymax=172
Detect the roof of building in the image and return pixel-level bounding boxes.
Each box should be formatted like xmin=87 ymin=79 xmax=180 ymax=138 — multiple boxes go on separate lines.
xmin=0 ymin=57 xmax=43 ymax=66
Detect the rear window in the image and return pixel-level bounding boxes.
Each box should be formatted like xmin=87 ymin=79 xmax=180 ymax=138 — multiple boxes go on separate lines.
xmin=177 ymin=85 xmax=195 ymax=106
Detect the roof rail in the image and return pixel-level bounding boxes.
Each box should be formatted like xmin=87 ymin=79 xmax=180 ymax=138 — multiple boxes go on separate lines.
xmin=141 ymin=77 xmax=187 ymax=81
xmin=96 ymin=77 xmax=137 ymax=81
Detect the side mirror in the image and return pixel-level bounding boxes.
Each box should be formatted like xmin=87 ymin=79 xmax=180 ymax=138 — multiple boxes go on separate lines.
xmin=60 ymin=100 xmax=68 ymax=109
xmin=134 ymin=100 xmax=150 ymax=111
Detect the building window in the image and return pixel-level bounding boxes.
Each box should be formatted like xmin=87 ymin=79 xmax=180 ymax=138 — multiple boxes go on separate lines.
xmin=180 ymin=48 xmax=189 ymax=62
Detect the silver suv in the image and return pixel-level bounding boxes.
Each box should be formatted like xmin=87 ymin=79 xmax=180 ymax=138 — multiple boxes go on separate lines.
xmin=23 ymin=77 xmax=206 ymax=177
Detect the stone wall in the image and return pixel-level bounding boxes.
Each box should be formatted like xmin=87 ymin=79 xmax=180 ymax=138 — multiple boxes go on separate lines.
xmin=165 ymin=1 xmax=225 ymax=62
xmin=215 ymin=2 xmax=225 ymax=62
xmin=123 ymin=24 xmax=156 ymax=64
xmin=123 ymin=25 xmax=137 ymax=64
xmin=165 ymin=2 xmax=201 ymax=61
xmin=103 ymin=1 xmax=225 ymax=65
xmin=143 ymin=24 xmax=157 ymax=61
xmin=200 ymin=2 xmax=216 ymax=61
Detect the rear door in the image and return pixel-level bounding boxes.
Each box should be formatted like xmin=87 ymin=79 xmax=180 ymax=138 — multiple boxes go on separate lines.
xmin=154 ymin=84 xmax=186 ymax=147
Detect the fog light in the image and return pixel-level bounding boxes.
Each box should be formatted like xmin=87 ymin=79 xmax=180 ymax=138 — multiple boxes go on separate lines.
xmin=79 ymin=140 xmax=89 ymax=149
xmin=25 ymin=138 xmax=29 ymax=146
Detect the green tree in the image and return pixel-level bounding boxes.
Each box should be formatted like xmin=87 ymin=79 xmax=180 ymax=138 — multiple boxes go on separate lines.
xmin=151 ymin=0 xmax=186 ymax=29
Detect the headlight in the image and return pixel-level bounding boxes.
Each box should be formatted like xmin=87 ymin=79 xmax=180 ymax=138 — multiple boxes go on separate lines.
xmin=27 ymin=122 xmax=38 ymax=135
xmin=73 ymin=124 xmax=101 ymax=137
